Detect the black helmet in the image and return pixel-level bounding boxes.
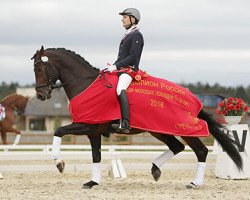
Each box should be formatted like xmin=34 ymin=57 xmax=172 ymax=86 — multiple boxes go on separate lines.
xmin=119 ymin=8 xmax=141 ymax=22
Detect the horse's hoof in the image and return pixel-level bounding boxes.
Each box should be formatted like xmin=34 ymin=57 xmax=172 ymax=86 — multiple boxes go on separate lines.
xmin=186 ymin=182 xmax=199 ymax=189
xmin=151 ymin=163 xmax=161 ymax=181
xmin=56 ymin=160 xmax=65 ymax=173
xmin=0 ymin=173 xmax=3 ymax=179
xmin=82 ymin=180 xmax=99 ymax=189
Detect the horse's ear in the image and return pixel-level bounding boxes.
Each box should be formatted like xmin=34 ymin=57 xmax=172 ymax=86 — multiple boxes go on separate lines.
xmin=31 ymin=53 xmax=36 ymax=60
xmin=40 ymin=46 xmax=44 ymax=52
xmin=31 ymin=48 xmax=40 ymax=60
xmin=34 ymin=46 xmax=45 ymax=59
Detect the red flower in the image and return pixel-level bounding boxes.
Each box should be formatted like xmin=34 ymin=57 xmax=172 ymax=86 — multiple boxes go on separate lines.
xmin=216 ymin=97 xmax=249 ymax=116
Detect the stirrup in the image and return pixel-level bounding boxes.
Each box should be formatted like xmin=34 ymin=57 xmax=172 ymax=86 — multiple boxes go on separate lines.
xmin=111 ymin=120 xmax=121 ymax=130
xmin=116 ymin=120 xmax=130 ymax=133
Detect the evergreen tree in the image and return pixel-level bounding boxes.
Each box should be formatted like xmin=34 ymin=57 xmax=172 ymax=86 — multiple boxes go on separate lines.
xmin=234 ymin=86 xmax=249 ymax=102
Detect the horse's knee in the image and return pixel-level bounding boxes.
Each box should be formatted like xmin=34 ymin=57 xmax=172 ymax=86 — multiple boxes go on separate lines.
xmin=195 ymin=146 xmax=208 ymax=162
xmin=54 ymin=127 xmax=64 ymax=137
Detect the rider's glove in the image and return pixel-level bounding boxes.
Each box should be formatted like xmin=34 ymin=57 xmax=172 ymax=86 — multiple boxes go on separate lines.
xmin=107 ymin=65 xmax=117 ymax=72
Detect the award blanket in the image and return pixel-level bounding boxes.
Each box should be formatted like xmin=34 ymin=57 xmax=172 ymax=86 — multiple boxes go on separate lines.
xmin=69 ymin=73 xmax=209 ymax=137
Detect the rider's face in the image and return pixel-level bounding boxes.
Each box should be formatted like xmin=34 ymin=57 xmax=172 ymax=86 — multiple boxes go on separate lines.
xmin=121 ymin=15 xmax=135 ymax=29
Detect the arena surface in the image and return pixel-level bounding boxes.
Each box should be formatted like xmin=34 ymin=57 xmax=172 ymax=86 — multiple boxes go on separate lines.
xmin=1 ymin=167 xmax=249 ymax=200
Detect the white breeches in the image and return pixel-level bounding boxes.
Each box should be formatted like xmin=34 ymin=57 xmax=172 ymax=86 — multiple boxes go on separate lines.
xmin=116 ymin=73 xmax=133 ymax=95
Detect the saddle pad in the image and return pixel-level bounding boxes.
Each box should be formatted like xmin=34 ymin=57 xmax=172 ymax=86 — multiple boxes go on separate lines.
xmin=0 ymin=104 xmax=6 ymax=121
xmin=69 ymin=73 xmax=209 ymax=137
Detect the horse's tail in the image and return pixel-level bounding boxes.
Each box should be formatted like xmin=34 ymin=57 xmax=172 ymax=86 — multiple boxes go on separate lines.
xmin=198 ymin=109 xmax=243 ymax=171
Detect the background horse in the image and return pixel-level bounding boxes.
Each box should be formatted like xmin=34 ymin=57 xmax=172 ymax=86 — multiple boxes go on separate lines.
xmin=31 ymin=46 xmax=242 ymax=189
xmin=0 ymin=93 xmax=29 ymax=145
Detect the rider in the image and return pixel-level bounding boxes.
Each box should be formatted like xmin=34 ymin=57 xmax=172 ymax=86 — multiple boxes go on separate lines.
xmin=108 ymin=8 xmax=144 ymax=133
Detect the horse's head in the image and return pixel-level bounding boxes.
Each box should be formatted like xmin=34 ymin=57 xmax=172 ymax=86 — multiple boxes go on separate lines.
xmin=31 ymin=46 xmax=59 ymax=101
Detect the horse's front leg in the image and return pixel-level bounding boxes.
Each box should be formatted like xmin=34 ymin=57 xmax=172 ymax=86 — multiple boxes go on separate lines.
xmin=1 ymin=127 xmax=21 ymax=145
xmin=82 ymin=133 xmax=102 ymax=189
xmin=51 ymin=123 xmax=98 ymax=173
xmin=1 ymin=131 xmax=8 ymax=144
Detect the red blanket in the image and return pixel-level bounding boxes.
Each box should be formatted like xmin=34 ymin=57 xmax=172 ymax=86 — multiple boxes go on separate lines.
xmin=69 ymin=73 xmax=209 ymax=137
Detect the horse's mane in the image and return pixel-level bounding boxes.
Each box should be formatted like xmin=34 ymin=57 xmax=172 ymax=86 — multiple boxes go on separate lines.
xmin=1 ymin=93 xmax=26 ymax=102
xmin=46 ymin=48 xmax=100 ymax=72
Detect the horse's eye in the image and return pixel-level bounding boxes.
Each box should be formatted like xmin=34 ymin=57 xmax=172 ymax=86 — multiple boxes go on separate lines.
xmin=34 ymin=67 xmax=42 ymax=73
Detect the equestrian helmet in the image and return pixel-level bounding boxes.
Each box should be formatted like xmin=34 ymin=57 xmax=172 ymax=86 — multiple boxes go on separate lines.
xmin=119 ymin=8 xmax=141 ymax=22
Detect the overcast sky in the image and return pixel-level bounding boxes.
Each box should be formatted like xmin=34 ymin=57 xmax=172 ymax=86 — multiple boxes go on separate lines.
xmin=1 ymin=0 xmax=250 ymax=87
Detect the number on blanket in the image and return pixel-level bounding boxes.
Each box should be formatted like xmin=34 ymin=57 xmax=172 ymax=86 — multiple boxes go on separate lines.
xmin=150 ymin=99 xmax=164 ymax=108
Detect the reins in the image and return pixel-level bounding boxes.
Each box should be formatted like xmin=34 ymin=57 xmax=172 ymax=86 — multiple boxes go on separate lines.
xmin=99 ymin=69 xmax=113 ymax=88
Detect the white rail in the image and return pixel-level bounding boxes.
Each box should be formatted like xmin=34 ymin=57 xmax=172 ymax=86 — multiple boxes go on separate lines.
xmin=0 ymin=144 xmax=216 ymax=161
xmin=0 ymin=144 xmax=215 ymax=153
xmin=0 ymin=145 xmax=216 ymax=177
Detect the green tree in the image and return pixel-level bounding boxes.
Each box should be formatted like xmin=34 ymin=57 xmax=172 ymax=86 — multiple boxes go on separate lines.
xmin=234 ymin=86 xmax=249 ymax=102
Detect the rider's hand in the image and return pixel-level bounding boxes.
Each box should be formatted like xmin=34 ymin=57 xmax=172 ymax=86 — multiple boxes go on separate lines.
xmin=107 ymin=65 xmax=117 ymax=72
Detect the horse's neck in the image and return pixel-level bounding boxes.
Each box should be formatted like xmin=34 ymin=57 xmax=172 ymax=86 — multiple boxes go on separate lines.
xmin=63 ymin=74 xmax=98 ymax=100
xmin=1 ymin=98 xmax=16 ymax=110
xmin=45 ymin=50 xmax=100 ymax=100
xmin=15 ymin=100 xmax=27 ymax=111
xmin=57 ymin=60 xmax=99 ymax=100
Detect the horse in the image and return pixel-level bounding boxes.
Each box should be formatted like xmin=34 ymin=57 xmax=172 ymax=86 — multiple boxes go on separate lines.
xmin=0 ymin=93 xmax=29 ymax=145
xmin=31 ymin=46 xmax=242 ymax=189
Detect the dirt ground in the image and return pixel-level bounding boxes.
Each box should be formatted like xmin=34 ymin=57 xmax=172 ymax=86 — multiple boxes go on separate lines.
xmin=1 ymin=168 xmax=250 ymax=200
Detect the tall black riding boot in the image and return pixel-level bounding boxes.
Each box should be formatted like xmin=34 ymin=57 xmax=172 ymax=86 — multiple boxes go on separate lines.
xmin=112 ymin=89 xmax=130 ymax=133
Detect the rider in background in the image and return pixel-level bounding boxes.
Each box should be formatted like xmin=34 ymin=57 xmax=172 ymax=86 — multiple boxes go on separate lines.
xmin=108 ymin=8 xmax=144 ymax=133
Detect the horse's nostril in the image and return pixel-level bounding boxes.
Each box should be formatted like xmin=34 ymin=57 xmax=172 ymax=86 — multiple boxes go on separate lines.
xmin=37 ymin=93 xmax=45 ymax=100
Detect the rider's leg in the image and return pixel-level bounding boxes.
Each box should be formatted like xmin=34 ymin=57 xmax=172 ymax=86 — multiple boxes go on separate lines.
xmin=113 ymin=73 xmax=132 ymax=133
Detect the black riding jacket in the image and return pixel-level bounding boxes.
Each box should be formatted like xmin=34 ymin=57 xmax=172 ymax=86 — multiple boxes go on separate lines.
xmin=114 ymin=29 xmax=144 ymax=72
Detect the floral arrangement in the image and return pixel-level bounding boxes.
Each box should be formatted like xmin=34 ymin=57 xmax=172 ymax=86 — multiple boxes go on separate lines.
xmin=216 ymin=97 xmax=249 ymax=116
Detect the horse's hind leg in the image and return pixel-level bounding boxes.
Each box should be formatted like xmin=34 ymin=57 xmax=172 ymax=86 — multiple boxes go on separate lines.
xmin=181 ymin=136 xmax=208 ymax=188
xmin=149 ymin=132 xmax=185 ymax=181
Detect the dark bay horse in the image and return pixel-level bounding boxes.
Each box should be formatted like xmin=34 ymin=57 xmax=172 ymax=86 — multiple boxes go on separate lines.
xmin=0 ymin=93 xmax=29 ymax=145
xmin=31 ymin=46 xmax=242 ymax=189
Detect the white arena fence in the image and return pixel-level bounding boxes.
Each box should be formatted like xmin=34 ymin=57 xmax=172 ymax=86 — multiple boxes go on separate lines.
xmin=0 ymin=145 xmax=216 ymax=178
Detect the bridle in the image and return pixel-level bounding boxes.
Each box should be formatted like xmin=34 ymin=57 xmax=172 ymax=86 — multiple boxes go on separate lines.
xmin=33 ymin=59 xmax=59 ymax=91
xmin=33 ymin=59 xmax=99 ymax=93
